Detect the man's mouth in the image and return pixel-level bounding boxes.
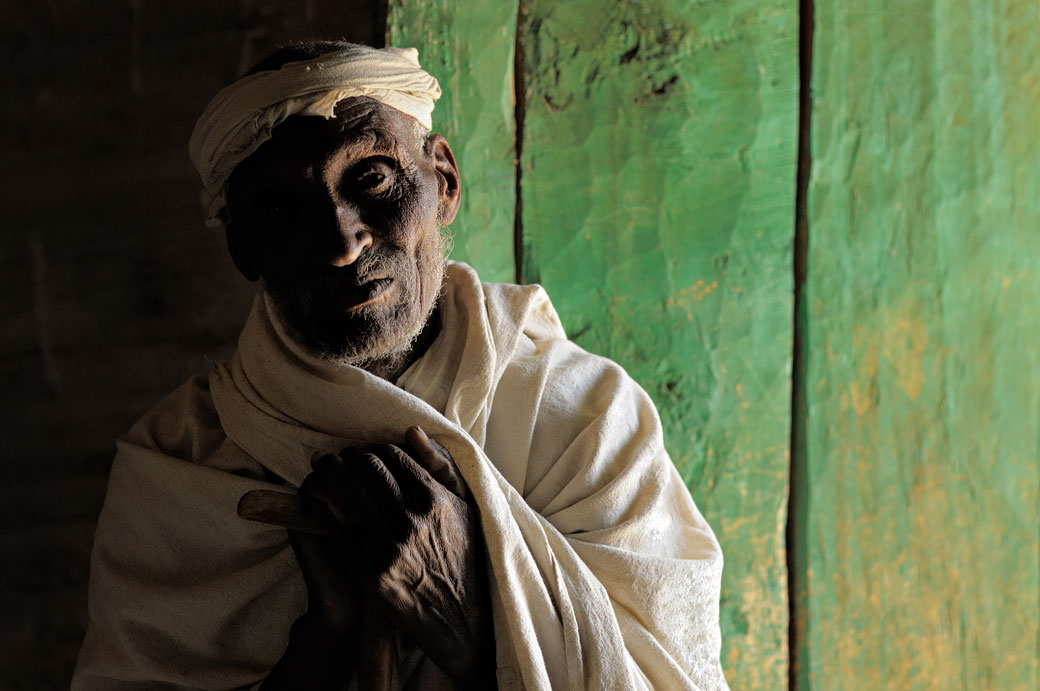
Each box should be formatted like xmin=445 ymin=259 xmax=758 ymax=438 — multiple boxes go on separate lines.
xmin=342 ymin=277 xmax=394 ymax=311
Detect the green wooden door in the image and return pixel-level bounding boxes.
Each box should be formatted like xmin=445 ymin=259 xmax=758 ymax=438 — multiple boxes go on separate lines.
xmin=390 ymin=0 xmax=1039 ymax=687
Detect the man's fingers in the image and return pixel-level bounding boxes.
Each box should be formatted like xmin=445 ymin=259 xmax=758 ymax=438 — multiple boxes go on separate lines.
xmin=303 ymin=451 xmax=396 ymax=578
xmin=299 ymin=454 xmax=359 ymax=529
xmin=339 ymin=447 xmax=408 ymax=514
xmin=305 ymin=447 xmax=421 ymax=528
xmin=365 ymin=444 xmax=436 ymax=511
xmin=405 ymin=426 xmax=471 ymax=501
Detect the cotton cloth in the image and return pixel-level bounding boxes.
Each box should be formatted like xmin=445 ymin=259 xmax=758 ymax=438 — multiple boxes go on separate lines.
xmin=188 ymin=45 xmax=441 ymax=229
xmin=73 ymin=262 xmax=728 ymax=690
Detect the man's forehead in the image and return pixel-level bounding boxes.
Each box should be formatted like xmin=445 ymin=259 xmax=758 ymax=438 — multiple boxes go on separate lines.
xmin=333 ymin=98 xmax=424 ymax=154
xmin=234 ymin=97 xmax=423 ymax=180
xmin=299 ymin=97 xmax=422 ymax=155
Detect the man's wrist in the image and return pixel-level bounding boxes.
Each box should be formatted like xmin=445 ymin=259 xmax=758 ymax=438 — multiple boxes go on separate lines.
xmin=430 ymin=609 xmax=495 ymax=689
xmin=439 ymin=646 xmax=496 ymax=690
xmin=260 ymin=613 xmax=358 ymax=691
xmin=296 ymin=608 xmax=359 ymax=646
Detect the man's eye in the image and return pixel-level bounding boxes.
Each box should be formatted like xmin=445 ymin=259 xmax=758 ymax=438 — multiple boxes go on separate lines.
xmin=351 ymin=159 xmax=395 ymax=194
xmin=359 ymin=172 xmax=385 ymax=188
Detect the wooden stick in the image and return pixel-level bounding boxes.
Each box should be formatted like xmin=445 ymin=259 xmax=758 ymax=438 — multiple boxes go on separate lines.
xmin=237 ymin=489 xmax=330 ymax=535
xmin=358 ymin=601 xmax=396 ymax=691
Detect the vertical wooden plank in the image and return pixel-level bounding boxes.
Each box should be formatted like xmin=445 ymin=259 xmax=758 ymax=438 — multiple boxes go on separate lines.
xmin=388 ymin=0 xmax=519 ymax=282
xmin=802 ymin=0 xmax=1039 ymax=687
xmin=518 ymin=1 xmax=799 ymax=686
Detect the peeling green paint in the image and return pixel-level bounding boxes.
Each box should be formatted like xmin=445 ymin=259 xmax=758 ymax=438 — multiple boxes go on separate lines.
xmin=799 ymin=0 xmax=1040 ymax=688
xmin=388 ymin=0 xmax=518 ymax=282
xmin=517 ymin=1 xmax=798 ymax=686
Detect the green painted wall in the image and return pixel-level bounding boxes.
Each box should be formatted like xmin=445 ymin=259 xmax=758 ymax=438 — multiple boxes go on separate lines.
xmin=796 ymin=0 xmax=1040 ymax=688
xmin=389 ymin=0 xmax=518 ymax=283
xmin=389 ymin=0 xmax=1038 ymax=687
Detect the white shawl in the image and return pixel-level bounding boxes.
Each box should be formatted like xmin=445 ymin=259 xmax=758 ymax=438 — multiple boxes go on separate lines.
xmin=73 ymin=262 xmax=727 ymax=690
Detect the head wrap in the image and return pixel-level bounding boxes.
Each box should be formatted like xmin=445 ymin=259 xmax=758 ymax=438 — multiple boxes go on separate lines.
xmin=188 ymin=45 xmax=441 ymax=229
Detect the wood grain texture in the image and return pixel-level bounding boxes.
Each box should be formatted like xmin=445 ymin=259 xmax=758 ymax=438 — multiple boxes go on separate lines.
xmin=388 ymin=0 xmax=519 ymax=282
xmin=798 ymin=0 xmax=1040 ymax=687
xmin=517 ymin=1 xmax=799 ymax=685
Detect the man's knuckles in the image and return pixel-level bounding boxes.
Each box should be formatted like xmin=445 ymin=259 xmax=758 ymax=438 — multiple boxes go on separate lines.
xmin=298 ymin=441 xmax=468 ymax=540
xmin=297 ymin=478 xmax=355 ymax=529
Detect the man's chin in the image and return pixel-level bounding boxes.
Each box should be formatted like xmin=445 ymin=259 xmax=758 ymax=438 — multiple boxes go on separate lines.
xmin=268 ymin=293 xmax=427 ymax=367
xmin=311 ymin=326 xmax=421 ymax=368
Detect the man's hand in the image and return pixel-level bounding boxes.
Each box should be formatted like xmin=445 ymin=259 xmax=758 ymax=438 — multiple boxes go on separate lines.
xmin=298 ymin=426 xmax=494 ymax=688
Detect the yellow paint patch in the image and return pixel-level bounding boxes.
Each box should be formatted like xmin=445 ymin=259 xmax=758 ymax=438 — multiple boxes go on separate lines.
xmin=849 ymin=381 xmax=873 ymax=416
xmin=722 ymin=515 xmax=756 ymax=533
xmin=666 ymin=280 xmax=720 ymax=311
xmin=727 ymin=569 xmax=790 ymax=689
xmin=881 ymin=311 xmax=928 ymax=401
xmin=858 ymin=338 xmax=880 ymax=379
xmin=843 ymin=331 xmax=881 ymax=416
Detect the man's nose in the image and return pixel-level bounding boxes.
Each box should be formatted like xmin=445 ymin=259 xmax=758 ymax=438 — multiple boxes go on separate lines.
xmin=328 ymin=203 xmax=373 ymax=267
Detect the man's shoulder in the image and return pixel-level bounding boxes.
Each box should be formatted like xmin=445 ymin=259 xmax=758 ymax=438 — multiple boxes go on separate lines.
xmin=515 ymin=335 xmax=646 ymax=414
xmin=122 ymin=373 xmax=224 ymax=462
xmin=447 ymin=261 xmax=656 ymax=424
xmin=444 ymin=261 xmax=567 ymax=346
xmin=464 ymin=265 xmax=644 ymax=409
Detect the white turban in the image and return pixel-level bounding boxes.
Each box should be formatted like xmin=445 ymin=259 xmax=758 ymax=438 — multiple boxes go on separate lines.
xmin=188 ymin=45 xmax=441 ymax=229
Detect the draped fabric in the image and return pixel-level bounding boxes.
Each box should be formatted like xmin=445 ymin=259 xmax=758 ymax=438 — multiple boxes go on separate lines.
xmin=73 ymin=262 xmax=728 ymax=690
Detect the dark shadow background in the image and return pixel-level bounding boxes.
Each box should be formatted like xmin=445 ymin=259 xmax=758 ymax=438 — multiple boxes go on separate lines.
xmin=0 ymin=2 xmax=385 ymax=687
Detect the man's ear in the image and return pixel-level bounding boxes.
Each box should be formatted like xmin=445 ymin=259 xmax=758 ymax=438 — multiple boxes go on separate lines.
xmin=225 ymin=221 xmax=260 ymax=282
xmin=427 ymin=134 xmax=461 ymax=226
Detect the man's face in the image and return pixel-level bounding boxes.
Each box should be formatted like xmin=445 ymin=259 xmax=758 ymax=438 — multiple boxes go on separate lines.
xmin=225 ymin=98 xmax=459 ymax=365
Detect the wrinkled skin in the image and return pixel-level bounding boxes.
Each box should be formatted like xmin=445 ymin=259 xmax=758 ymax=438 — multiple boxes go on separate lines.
xmin=228 ymin=98 xmax=493 ymax=688
xmin=297 ymin=427 xmax=489 ymax=686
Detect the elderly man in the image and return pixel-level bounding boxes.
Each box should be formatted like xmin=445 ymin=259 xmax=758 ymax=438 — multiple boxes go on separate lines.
xmin=73 ymin=42 xmax=728 ymax=690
